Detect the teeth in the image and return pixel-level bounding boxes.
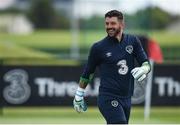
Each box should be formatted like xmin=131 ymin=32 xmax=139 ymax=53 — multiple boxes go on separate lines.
xmin=109 ymin=30 xmax=114 ymax=33
xmin=109 ymin=29 xmax=113 ymax=31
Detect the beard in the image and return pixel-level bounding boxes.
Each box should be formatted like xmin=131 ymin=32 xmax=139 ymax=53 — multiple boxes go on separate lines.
xmin=106 ymin=28 xmax=121 ymax=37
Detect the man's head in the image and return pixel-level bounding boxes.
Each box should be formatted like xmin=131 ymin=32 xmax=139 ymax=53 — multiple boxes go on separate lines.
xmin=105 ymin=10 xmax=124 ymax=37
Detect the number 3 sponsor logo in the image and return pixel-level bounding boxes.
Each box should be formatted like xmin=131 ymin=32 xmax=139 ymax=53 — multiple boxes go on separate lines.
xmin=117 ymin=60 xmax=128 ymax=75
xmin=3 ymin=69 xmax=31 ymax=104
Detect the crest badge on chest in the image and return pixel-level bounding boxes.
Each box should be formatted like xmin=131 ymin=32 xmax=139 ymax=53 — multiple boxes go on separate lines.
xmin=125 ymin=45 xmax=133 ymax=54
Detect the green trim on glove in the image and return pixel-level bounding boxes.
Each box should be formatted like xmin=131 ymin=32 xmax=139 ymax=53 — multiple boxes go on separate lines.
xmin=79 ymin=73 xmax=94 ymax=85
xmin=80 ymin=77 xmax=89 ymax=84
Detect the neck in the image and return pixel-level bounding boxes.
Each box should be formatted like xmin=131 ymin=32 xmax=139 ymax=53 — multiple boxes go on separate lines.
xmin=116 ymin=31 xmax=123 ymax=42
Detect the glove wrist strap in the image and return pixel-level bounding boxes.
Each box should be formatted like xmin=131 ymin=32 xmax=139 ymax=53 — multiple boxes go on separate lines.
xmin=75 ymin=87 xmax=85 ymax=101
xmin=141 ymin=62 xmax=150 ymax=74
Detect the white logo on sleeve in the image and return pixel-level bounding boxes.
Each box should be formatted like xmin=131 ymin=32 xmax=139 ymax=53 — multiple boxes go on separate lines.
xmin=126 ymin=45 xmax=133 ymax=54
xmin=106 ymin=52 xmax=112 ymax=57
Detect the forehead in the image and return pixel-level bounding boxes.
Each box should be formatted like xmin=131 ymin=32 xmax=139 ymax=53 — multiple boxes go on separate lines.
xmin=105 ymin=17 xmax=119 ymax=22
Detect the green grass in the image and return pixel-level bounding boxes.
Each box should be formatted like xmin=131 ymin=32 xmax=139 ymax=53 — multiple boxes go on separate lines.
xmin=0 ymin=29 xmax=180 ymax=63
xmin=0 ymin=106 xmax=179 ymax=124
xmin=0 ymin=40 xmax=80 ymax=65
xmin=0 ymin=30 xmax=104 ymax=49
xmin=0 ymin=30 xmax=72 ymax=49
xmin=148 ymin=30 xmax=180 ymax=47
xmin=1 ymin=30 xmax=180 ymax=49
xmin=0 ymin=40 xmax=54 ymax=58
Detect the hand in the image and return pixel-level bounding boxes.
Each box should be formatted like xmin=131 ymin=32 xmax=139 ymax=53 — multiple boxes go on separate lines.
xmin=73 ymin=87 xmax=87 ymax=113
xmin=131 ymin=67 xmax=147 ymax=82
xmin=73 ymin=98 xmax=87 ymax=113
xmin=131 ymin=61 xmax=150 ymax=82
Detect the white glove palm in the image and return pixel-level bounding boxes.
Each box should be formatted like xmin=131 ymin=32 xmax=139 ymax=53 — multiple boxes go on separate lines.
xmin=73 ymin=87 xmax=87 ymax=113
xmin=73 ymin=98 xmax=87 ymax=113
xmin=131 ymin=62 xmax=150 ymax=82
xmin=131 ymin=67 xmax=147 ymax=82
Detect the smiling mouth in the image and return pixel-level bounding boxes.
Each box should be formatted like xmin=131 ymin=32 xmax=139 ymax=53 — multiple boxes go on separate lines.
xmin=108 ymin=29 xmax=115 ymax=33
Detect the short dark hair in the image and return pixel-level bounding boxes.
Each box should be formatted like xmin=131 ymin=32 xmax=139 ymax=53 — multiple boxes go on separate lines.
xmin=105 ymin=10 xmax=124 ymax=20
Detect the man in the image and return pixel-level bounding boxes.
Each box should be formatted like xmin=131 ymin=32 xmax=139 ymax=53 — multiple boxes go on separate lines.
xmin=73 ymin=10 xmax=151 ymax=124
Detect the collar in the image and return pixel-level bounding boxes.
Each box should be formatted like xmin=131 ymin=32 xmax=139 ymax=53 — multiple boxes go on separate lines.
xmin=107 ymin=33 xmax=125 ymax=43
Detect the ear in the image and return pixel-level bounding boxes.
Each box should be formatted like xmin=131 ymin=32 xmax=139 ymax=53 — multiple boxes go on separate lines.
xmin=119 ymin=21 xmax=125 ymax=29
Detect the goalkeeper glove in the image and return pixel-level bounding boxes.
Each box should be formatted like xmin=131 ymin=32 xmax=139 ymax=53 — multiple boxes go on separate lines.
xmin=131 ymin=62 xmax=150 ymax=82
xmin=73 ymin=87 xmax=87 ymax=113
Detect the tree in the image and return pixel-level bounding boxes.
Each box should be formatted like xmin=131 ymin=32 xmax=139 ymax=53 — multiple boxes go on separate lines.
xmin=79 ymin=15 xmax=104 ymax=30
xmin=28 ymin=0 xmax=55 ymax=29
xmin=135 ymin=7 xmax=172 ymax=29
xmin=124 ymin=6 xmax=176 ymax=30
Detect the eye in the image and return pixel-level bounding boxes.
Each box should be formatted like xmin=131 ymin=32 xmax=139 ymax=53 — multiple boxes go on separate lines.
xmin=111 ymin=22 xmax=116 ymax=25
xmin=105 ymin=22 xmax=109 ymax=25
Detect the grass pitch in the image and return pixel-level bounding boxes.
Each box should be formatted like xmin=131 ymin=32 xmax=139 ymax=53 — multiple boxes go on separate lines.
xmin=0 ymin=106 xmax=179 ymax=124
xmin=1 ymin=30 xmax=180 ymax=64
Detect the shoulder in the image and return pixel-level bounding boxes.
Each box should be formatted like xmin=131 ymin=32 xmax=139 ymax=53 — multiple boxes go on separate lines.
xmin=124 ymin=33 xmax=139 ymax=41
xmin=124 ymin=33 xmax=140 ymax=45
xmin=91 ymin=37 xmax=108 ymax=50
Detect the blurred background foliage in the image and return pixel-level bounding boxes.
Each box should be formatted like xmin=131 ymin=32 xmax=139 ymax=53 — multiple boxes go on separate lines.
xmin=27 ymin=0 xmax=70 ymax=29
xmin=1 ymin=0 xmax=179 ymax=30
xmin=0 ymin=0 xmax=180 ymax=64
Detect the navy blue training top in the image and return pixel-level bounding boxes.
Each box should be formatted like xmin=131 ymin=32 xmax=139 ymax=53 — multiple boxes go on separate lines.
xmin=82 ymin=34 xmax=148 ymax=98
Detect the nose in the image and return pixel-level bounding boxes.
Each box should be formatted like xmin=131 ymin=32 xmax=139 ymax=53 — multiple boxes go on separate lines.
xmin=106 ymin=23 xmax=113 ymax=29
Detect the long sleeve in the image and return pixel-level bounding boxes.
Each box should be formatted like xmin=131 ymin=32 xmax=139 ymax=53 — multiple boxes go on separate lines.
xmin=133 ymin=36 xmax=148 ymax=65
xmin=81 ymin=43 xmax=101 ymax=83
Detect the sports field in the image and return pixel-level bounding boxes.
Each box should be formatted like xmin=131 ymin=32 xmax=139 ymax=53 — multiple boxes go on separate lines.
xmin=0 ymin=30 xmax=180 ymax=58
xmin=0 ymin=30 xmax=179 ymax=124
xmin=0 ymin=106 xmax=179 ymax=124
